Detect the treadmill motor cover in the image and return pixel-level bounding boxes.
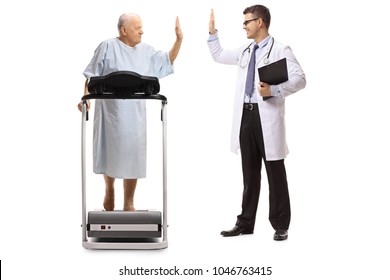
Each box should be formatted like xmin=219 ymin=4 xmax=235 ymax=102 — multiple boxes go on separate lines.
xmin=87 ymin=210 xmax=162 ymax=238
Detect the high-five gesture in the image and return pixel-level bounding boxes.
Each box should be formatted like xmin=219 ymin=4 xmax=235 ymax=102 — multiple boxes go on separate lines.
xmin=209 ymin=9 xmax=216 ymax=34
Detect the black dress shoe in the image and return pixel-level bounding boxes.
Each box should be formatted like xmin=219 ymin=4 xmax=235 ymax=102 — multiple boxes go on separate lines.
xmin=273 ymin=229 xmax=288 ymax=241
xmin=220 ymin=226 xmax=253 ymax=237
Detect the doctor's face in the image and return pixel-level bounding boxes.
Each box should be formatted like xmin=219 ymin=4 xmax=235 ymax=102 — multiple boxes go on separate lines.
xmin=122 ymin=16 xmax=144 ymax=47
xmin=243 ymin=13 xmax=260 ymax=39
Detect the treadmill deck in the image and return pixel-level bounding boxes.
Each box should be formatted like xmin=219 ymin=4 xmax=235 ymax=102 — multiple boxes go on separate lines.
xmin=87 ymin=210 xmax=162 ymax=238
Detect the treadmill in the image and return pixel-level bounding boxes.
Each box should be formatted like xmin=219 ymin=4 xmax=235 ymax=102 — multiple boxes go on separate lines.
xmin=80 ymin=71 xmax=168 ymax=249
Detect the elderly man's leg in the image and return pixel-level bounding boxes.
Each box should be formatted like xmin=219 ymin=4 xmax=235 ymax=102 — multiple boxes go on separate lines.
xmin=123 ymin=179 xmax=137 ymax=211
xmin=103 ymin=175 xmax=115 ymax=211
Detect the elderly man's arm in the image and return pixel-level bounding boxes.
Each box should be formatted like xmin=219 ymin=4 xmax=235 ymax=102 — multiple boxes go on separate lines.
xmin=169 ymin=17 xmax=183 ymax=64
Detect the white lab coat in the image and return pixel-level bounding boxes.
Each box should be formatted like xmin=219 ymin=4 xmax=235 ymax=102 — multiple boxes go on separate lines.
xmin=208 ymin=34 xmax=306 ymax=160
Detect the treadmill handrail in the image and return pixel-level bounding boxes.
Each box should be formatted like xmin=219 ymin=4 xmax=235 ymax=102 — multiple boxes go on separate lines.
xmin=82 ymin=92 xmax=167 ymax=102
xmin=85 ymin=71 xmax=165 ymax=101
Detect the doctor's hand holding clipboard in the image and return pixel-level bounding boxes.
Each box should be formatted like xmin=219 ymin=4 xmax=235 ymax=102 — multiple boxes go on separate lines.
xmin=259 ymin=81 xmax=272 ymax=99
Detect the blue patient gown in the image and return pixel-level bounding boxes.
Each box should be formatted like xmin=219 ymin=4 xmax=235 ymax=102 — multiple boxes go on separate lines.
xmin=83 ymin=38 xmax=173 ymax=179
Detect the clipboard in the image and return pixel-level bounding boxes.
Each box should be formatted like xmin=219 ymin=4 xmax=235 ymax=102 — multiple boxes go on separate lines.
xmin=257 ymin=58 xmax=288 ymax=100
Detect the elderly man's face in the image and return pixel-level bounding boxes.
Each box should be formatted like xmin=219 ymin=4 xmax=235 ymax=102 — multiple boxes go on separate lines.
xmin=123 ymin=16 xmax=143 ymax=47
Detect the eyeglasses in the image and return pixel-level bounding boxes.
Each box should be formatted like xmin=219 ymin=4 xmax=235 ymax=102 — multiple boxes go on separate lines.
xmin=243 ymin=18 xmax=259 ymax=26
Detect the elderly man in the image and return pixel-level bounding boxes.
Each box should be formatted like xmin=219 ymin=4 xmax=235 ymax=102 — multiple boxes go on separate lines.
xmin=79 ymin=13 xmax=183 ymax=211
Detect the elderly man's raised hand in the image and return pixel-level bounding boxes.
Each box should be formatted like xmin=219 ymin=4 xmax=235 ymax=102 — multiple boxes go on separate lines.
xmin=169 ymin=16 xmax=183 ymax=64
xmin=175 ymin=16 xmax=183 ymax=41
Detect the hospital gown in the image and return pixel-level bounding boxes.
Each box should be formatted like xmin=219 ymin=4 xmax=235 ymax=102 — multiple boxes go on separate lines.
xmin=83 ymin=38 xmax=174 ymax=178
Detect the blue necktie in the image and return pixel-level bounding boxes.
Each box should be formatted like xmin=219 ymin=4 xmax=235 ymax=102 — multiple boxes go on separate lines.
xmin=244 ymin=44 xmax=259 ymax=98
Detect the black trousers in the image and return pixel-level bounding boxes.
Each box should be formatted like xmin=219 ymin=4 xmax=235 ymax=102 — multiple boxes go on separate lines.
xmin=236 ymin=105 xmax=291 ymax=231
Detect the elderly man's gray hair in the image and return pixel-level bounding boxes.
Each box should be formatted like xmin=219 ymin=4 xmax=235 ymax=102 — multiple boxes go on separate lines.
xmin=117 ymin=13 xmax=140 ymax=31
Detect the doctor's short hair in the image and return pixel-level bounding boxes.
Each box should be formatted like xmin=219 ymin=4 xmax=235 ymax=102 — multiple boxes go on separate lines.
xmin=243 ymin=5 xmax=271 ymax=29
xmin=117 ymin=13 xmax=140 ymax=31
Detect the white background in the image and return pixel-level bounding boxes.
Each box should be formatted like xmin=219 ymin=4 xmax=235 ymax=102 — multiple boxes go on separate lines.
xmin=1 ymin=0 xmax=389 ymax=279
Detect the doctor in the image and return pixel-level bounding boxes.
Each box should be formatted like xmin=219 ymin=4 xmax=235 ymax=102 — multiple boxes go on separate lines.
xmin=207 ymin=5 xmax=306 ymax=240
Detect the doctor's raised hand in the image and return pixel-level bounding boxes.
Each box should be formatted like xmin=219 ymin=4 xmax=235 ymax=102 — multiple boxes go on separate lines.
xmin=209 ymin=9 xmax=216 ymax=35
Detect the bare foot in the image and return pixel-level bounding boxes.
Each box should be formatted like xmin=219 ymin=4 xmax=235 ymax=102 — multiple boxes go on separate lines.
xmin=123 ymin=204 xmax=136 ymax=211
xmin=103 ymin=189 xmax=115 ymax=211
